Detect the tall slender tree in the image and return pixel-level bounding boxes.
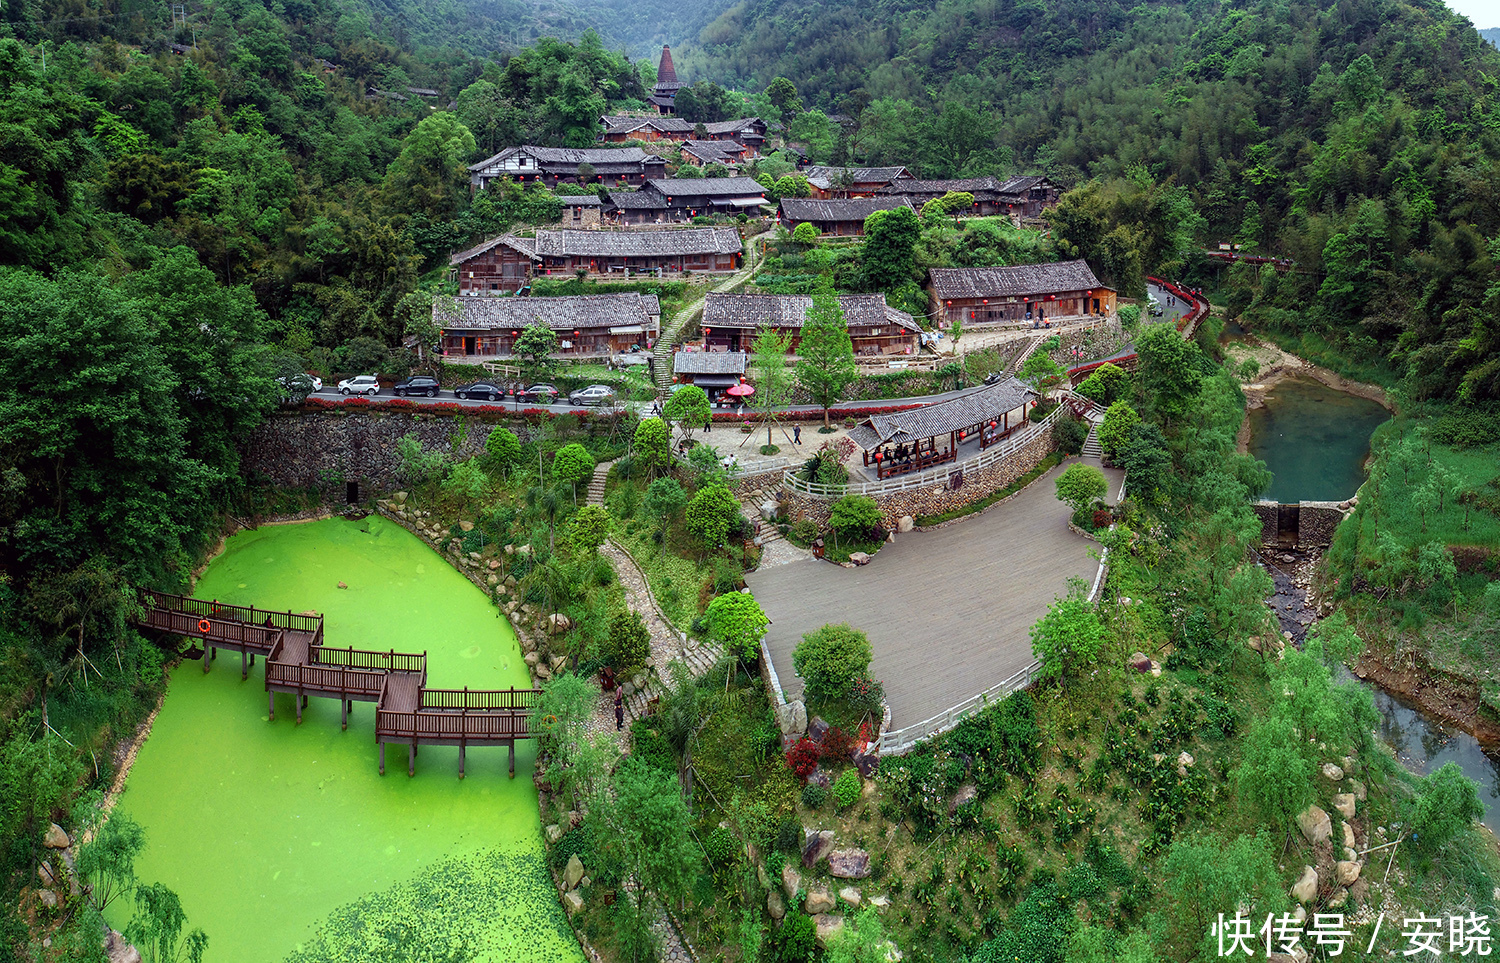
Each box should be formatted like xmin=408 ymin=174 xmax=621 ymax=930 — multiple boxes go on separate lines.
xmin=796 ymin=282 xmax=859 ymax=428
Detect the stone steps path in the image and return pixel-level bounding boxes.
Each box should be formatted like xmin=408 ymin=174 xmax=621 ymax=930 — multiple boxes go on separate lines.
xmin=1081 ymin=423 xmax=1103 ymax=459
xmin=652 ymin=228 xmax=777 ymax=392
xmin=1009 ymin=333 xmax=1047 ymax=374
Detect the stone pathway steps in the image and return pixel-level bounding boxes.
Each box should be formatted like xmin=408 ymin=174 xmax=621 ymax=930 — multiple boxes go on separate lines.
xmin=585 ymin=461 xmax=612 ymax=507
xmin=1081 ymin=423 xmax=1103 ymax=459
xmin=651 ymin=228 xmax=777 ymax=392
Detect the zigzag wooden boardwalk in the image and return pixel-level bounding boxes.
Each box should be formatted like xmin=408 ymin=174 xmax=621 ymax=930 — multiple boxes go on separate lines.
xmin=135 ymin=591 xmax=539 ymax=778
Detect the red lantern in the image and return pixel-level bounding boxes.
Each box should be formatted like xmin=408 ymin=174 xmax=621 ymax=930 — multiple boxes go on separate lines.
xmin=989 ymin=420 xmax=997 ymax=428
xmin=874 ymin=451 xmax=883 ymax=462
xmin=959 ymin=430 xmax=966 ymax=440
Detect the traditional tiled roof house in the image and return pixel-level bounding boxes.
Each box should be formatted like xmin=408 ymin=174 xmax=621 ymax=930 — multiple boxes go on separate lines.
xmin=778 ymin=196 xmax=915 ymax=236
xmin=802 ymin=165 xmax=914 ymax=198
xmin=489 ymin=227 xmax=744 ymax=279
xmin=467 ymin=146 xmax=666 ymax=191
xmin=927 ymin=260 xmax=1115 ymax=329
xmin=639 ymin=177 xmax=768 ymax=217
xmin=700 ymin=292 xmax=922 ymax=356
xmin=435 ymin=293 xmax=660 ymax=359
xmin=598 ymin=116 xmax=767 ymax=153
xmin=672 ymin=350 xmax=748 ymax=394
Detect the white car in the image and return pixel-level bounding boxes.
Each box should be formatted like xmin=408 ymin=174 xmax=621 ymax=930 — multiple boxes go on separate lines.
xmin=337 ymin=374 xmax=381 ymax=396
xmin=568 ymin=384 xmax=617 ymax=406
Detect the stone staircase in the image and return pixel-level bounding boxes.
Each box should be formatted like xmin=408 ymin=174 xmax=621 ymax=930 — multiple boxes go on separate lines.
xmin=585 ymin=460 xmax=612 ymax=507
xmin=1081 ymin=423 xmax=1103 ymax=459
xmin=1009 ymin=333 xmax=1047 ymax=374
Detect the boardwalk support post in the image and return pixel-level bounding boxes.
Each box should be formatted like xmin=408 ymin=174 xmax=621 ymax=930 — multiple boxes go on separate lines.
xmin=408 ymin=742 xmax=416 ymax=777
xmin=379 ymin=742 xmax=385 ymax=775
xmin=340 ymin=698 xmax=348 ymax=730
xmin=459 ymin=742 xmax=466 ymax=779
xmin=296 ymin=691 xmax=303 ymax=724
xmin=508 ymin=741 xmax=515 ymax=779
xmin=241 ymin=648 xmax=248 ymax=680
xmin=203 ymin=644 xmax=211 ymax=673
xmin=268 ymin=691 xmax=275 ymax=721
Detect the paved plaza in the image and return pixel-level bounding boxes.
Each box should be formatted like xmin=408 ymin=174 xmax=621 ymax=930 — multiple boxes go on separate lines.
xmin=746 ymin=457 xmax=1124 ymax=730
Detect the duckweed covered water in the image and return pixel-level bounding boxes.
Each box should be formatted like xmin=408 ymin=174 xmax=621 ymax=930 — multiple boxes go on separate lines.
xmin=110 ymin=517 xmax=583 ymax=963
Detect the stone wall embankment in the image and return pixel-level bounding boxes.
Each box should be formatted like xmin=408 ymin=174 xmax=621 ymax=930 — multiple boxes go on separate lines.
xmin=1253 ymin=499 xmax=1353 ymax=551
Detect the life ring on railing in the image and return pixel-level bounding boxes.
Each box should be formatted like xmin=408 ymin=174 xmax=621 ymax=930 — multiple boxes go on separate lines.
xmin=540 ymin=714 xmax=558 ymax=731
xmin=198 ymin=619 xmax=212 ymax=635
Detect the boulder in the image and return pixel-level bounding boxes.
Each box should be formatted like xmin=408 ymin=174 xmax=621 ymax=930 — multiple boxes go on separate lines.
xmin=564 ymin=855 xmax=585 ymax=890
xmin=802 ymin=830 xmax=835 ymax=869
xmin=547 ymin=613 xmax=572 ymax=635
xmin=1129 ymin=652 xmax=1152 ymax=672
xmin=897 ymin=516 xmax=914 ymax=533
xmin=37 ymin=889 xmax=58 ymax=909
xmin=869 ymin=895 xmax=891 ymax=910
xmin=562 ymin=890 xmax=584 ymax=914
xmin=392 ymin=491 xmax=408 ymax=503
xmin=950 ymin=785 xmax=978 ymax=813
xmin=776 ymin=700 xmax=809 ymax=737
xmin=1290 ymin=865 xmax=1318 ymax=904
xmin=1297 ymin=805 xmax=1332 ymax=846
xmin=1335 ymin=861 xmax=1361 ymax=886
xmin=1176 ymin=751 xmax=1194 ymax=778
xmin=1342 ymin=823 xmax=1356 ymax=850
xmin=105 ymin=930 xmax=142 ymax=963
xmin=814 ymin=914 xmax=845 ymax=948
xmin=839 ymin=886 xmax=862 ymax=908
xmin=545 ymin=824 xmax=564 ymax=844
xmin=38 ymin=862 xmax=56 ymax=888
xmin=760 ymin=501 xmax=779 ymax=521
xmin=848 ymin=552 xmax=870 ymax=566
xmin=487 ymin=575 xmax=499 ymax=586
xmin=828 ymin=848 xmax=872 ymax=879
xmin=459 ymin=520 xmax=475 ymax=532
xmin=44 ymin=823 xmax=69 ymax=849
xmin=767 ymin=890 xmax=786 ymax=920
xmin=854 ymin=751 xmax=880 ymax=779
xmin=804 ymin=883 xmax=835 ymax=915
xmin=1328 ymin=887 xmax=1348 ymax=909
xmin=1321 ymin=762 xmax=1345 ymax=781
xmin=524 ymin=652 xmax=541 ymax=668
xmin=550 ymin=654 xmax=568 ymax=673
xmin=1332 ymin=793 xmax=1357 ymax=819
xmin=809 ymin=717 xmax=831 ymax=744
xmin=1349 ymin=779 xmax=1367 ymax=801
xmin=782 ymin=864 xmax=802 ymax=901
xmin=877 ymin=941 xmax=904 ymax=962
xmin=488 ymin=560 xmax=501 ymax=571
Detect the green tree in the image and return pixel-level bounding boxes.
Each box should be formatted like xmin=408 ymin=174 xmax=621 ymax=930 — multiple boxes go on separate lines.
xmin=825 ymin=909 xmax=889 ymax=963
xmin=552 ymin=442 xmax=596 ymax=501
xmin=1161 ymin=832 xmax=1286 ymax=960
xmin=685 ymin=485 xmax=739 ymax=549
xmin=440 ymin=458 xmax=489 ymax=502
xmin=1073 ymin=363 xmax=1128 ymax=405
xmin=1405 ymin=763 xmax=1483 ymax=852
xmin=76 ymin=809 xmax=145 ymax=914
xmin=751 ymin=325 xmax=795 ymax=449
xmin=641 ymin=477 xmax=688 ymax=554
xmin=568 ymin=504 xmax=609 ymax=555
xmin=1029 ymin=592 xmax=1105 ymax=681
xmin=1018 ymin=351 xmax=1064 ymax=390
xmin=773 ymin=173 xmax=811 ymax=199
xmin=1232 ymin=714 xmax=1315 ymax=830
xmin=792 ymin=221 xmax=819 ymax=244
xmin=793 ymin=623 xmax=873 ymax=702
xmin=1054 ymin=462 xmax=1107 ymax=518
xmin=662 ymin=384 xmax=712 ymax=441
xmin=484 ymin=426 xmax=522 ymax=476
xmin=382 ymin=112 xmax=476 ymax=221
xmin=1096 ymin=401 xmax=1141 ymax=460
xmin=796 ymin=283 xmax=859 ymax=428
xmin=513 ymin=322 xmax=558 ymax=383
xmin=704 ymin=591 xmax=769 ymax=663
xmin=1135 ymin=324 xmax=1204 ymax=426
xmin=607 ymin=610 xmax=651 ymax=672
xmin=765 ymin=76 xmax=802 ymax=123
xmin=125 ymin=882 xmax=209 ymax=963
xmin=633 ymin=417 xmax=673 ymax=477
xmin=861 ymin=205 xmax=922 ymax=290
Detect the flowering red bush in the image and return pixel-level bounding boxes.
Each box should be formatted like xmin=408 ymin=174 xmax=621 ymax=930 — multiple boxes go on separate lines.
xmin=785 ymin=737 xmax=821 ymax=780
xmin=1092 ymin=509 xmax=1113 ymax=528
xmin=710 ymin=403 xmax=924 ymax=423
xmin=821 ymin=726 xmax=855 ymax=763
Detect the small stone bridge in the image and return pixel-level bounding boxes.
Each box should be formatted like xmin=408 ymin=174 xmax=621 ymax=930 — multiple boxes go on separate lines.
xmin=134 ymin=591 xmax=540 ymax=778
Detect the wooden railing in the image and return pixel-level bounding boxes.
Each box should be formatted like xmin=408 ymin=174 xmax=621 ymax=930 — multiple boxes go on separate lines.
xmin=419 ymin=688 xmax=539 ymax=712
xmin=313 ymin=646 xmax=427 ymax=676
xmin=138 ymin=608 xmax=282 ymax=651
xmin=142 ymin=590 xmax=324 ymax=636
xmin=376 ymin=707 xmax=532 ymax=741
xmin=265 ymin=639 xmax=427 ymax=698
xmin=781 ymin=398 xmax=1071 ymax=499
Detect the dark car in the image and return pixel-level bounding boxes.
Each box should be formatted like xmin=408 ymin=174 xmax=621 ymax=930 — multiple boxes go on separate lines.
xmin=393 ymin=375 xmax=441 ymax=397
xmin=522 ymin=384 xmax=560 ymax=403
xmin=454 ymin=380 xmax=504 ymax=401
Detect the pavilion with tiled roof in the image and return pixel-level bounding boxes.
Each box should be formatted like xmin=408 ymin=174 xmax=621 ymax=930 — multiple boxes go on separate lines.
xmin=846 ymin=377 xmax=1039 ymax=478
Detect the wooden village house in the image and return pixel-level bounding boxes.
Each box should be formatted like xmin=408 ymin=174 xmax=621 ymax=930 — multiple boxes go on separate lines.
xmin=877 ymin=175 xmax=1062 ymax=218
xmin=672 ymin=350 xmax=748 ymax=399
xmin=649 ymin=45 xmax=681 ymax=114
xmin=599 ymin=116 xmax=767 ymax=154
xmin=435 ymin=293 xmax=660 ymax=359
xmin=927 ymin=260 xmax=1116 ymax=329
xmin=802 ymin=166 xmax=914 ymax=198
xmin=700 ymin=292 xmax=922 ymax=357
xmin=639 ymin=177 xmax=768 ymax=217
xmin=778 ymin=196 xmax=915 ymax=236
xmin=451 ymin=235 xmax=531 ymax=295
xmin=467 ymin=146 xmax=666 ymax=191
xmin=486 ymin=227 xmax=745 ymax=279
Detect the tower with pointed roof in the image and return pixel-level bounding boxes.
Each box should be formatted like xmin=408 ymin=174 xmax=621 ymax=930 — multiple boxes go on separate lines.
xmin=650 ymin=45 xmax=681 ymax=115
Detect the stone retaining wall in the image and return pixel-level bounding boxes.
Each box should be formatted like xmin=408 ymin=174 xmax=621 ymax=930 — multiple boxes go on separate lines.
xmin=1253 ymin=499 xmax=1351 ymax=550
xmin=780 ymin=426 xmax=1056 ymax=531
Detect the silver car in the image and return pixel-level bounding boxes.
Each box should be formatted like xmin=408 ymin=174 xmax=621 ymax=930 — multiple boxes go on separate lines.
xmin=568 ymin=384 xmax=616 ymax=406
xmin=337 ymin=374 xmax=381 ymax=396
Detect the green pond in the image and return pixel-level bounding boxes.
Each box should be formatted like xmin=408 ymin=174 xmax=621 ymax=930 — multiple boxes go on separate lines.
xmin=1248 ymin=377 xmax=1391 ymax=504
xmin=110 ymin=516 xmax=583 ymax=963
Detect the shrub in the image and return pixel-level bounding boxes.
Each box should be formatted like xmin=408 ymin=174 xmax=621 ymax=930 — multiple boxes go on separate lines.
xmin=686 ymin=485 xmax=740 ymax=548
xmin=1405 ymin=762 xmax=1484 ymax=851
xmin=607 ymin=610 xmax=652 ymax=672
xmin=776 ymin=912 xmax=816 ymax=963
xmin=822 ymin=726 xmax=855 ymax=763
xmin=712 ymin=557 xmax=743 ymax=594
xmin=775 ymin=819 xmax=802 ymax=853
xmin=704 ymin=591 xmax=769 ymax=662
xmin=802 ymin=783 xmax=829 ymax=809
xmin=792 ymin=221 xmax=819 ymax=244
xmin=786 ymin=737 xmax=821 ymax=780
xmin=484 ymin=426 xmax=522 ymax=473
xmin=1054 ymin=416 xmax=1088 ymax=456
xmin=704 ymin=825 xmax=739 ymax=866
xmin=1096 ymin=401 xmax=1141 ymax=460
xmin=794 ymin=623 xmax=873 ymax=702
xmin=1091 ymin=508 xmax=1113 ymax=529
xmin=1055 ymin=462 xmax=1107 ymax=516
xmin=828 ymin=494 xmax=881 ymax=542
xmin=848 ymin=674 xmax=885 ymax=715
xmin=790 ymin=520 xmax=819 ymax=543
xmin=633 ymin=417 xmax=672 ymax=476
xmin=833 ymin=769 xmax=862 ymax=810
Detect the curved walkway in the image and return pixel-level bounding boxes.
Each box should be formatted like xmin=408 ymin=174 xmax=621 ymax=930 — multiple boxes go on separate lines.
xmin=745 ymin=456 xmax=1122 ymax=730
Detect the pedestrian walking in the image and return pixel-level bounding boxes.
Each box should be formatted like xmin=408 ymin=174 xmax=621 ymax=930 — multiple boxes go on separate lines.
xmin=614 ymin=689 xmax=624 ymax=730
xmin=705 ymin=415 xmax=712 ymax=433
xmin=794 ymin=425 xmax=801 ymax=445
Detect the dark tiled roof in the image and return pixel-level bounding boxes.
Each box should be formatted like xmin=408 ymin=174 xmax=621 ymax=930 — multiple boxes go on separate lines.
xmin=703 ymin=293 xmax=921 ymax=334
xmin=450 ymin=235 xmax=511 ymax=266
xmin=996 ymin=175 xmax=1049 ymax=194
xmin=435 ymin=293 xmax=657 ymax=332
xmin=407 ymin=86 xmax=440 ymax=97
xmin=605 ymin=191 xmax=666 ymax=210
xmin=524 ymin=228 xmax=743 ymax=257
xmin=849 ymin=378 xmax=1037 ymax=449
xmin=702 ymin=117 xmax=765 ymax=135
xmin=674 ymin=351 xmax=747 ymax=375
xmin=680 ymin=140 xmax=740 ymax=163
xmin=644 ymin=177 xmax=767 ymax=198
xmin=779 ymin=196 xmax=914 ymax=222
xmin=657 ymin=45 xmax=678 ymax=85
xmin=560 ymin=195 xmax=603 ymax=206
xmin=928 ymin=260 xmax=1107 ymax=300
xmin=803 ymin=166 xmax=913 ymax=186
xmin=877 ymin=177 xmax=1002 ymax=196
xmin=468 ymin=145 xmax=656 ymax=173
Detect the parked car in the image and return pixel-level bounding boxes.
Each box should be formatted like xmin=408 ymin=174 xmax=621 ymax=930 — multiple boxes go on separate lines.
xmin=568 ymin=384 xmax=616 ymax=406
xmin=393 ymin=375 xmax=441 ymax=397
xmin=276 ymin=373 xmax=317 ymax=404
xmin=337 ymin=374 xmax=380 ymax=396
xmin=522 ymin=384 xmax=560 ymax=403
xmin=307 ymin=374 xmax=323 ymax=391
xmin=454 ymin=380 xmax=504 ymax=401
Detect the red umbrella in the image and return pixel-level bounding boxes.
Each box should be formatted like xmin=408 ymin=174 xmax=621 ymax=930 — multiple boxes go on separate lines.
xmin=725 ymin=383 xmax=755 ymax=398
